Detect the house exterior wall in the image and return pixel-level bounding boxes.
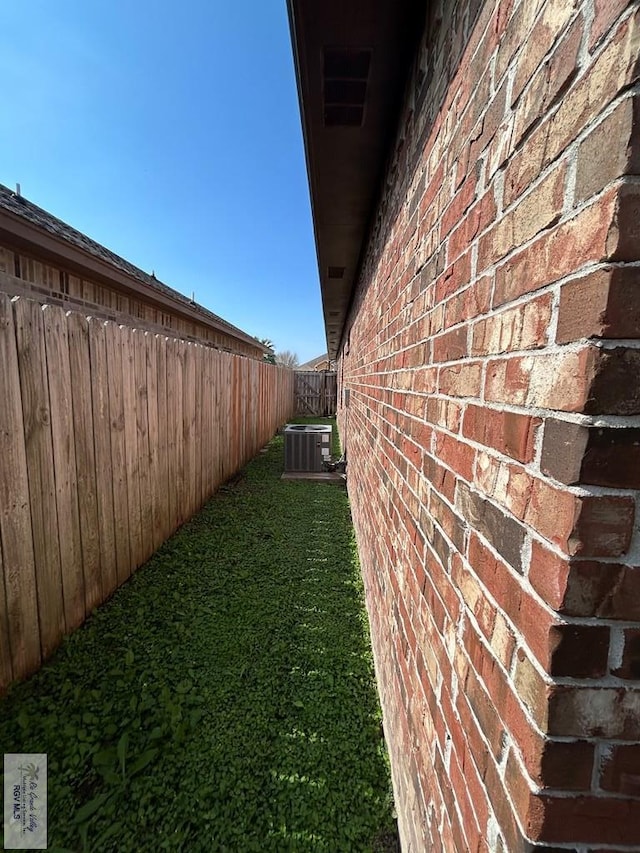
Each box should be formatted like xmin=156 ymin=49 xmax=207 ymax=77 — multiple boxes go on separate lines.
xmin=337 ymin=1 xmax=640 ymax=850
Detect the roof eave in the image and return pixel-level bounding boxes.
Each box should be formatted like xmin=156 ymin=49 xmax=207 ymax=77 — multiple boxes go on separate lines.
xmin=0 ymin=206 xmax=265 ymax=352
xmin=288 ymin=0 xmax=423 ymax=359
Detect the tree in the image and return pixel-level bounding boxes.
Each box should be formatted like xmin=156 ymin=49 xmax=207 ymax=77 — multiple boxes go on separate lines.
xmin=275 ymin=349 xmax=300 ymax=369
xmin=257 ymin=337 xmax=276 ymax=365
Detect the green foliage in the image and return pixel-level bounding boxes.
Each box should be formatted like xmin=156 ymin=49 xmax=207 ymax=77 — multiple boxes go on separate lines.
xmin=257 ymin=337 xmax=276 ymax=364
xmin=0 ymin=420 xmax=396 ymax=851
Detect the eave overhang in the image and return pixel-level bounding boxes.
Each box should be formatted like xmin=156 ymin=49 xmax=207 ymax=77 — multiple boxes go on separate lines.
xmin=287 ymin=0 xmax=423 ymax=359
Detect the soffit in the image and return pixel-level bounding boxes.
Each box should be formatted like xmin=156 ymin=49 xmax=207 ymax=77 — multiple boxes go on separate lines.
xmin=288 ymin=0 xmax=423 ymax=358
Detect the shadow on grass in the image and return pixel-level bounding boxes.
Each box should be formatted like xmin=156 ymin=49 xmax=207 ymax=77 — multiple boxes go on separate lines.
xmin=0 ymin=420 xmax=397 ymax=852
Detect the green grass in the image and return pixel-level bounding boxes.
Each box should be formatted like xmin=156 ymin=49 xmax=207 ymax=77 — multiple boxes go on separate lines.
xmin=0 ymin=419 xmax=396 ymax=852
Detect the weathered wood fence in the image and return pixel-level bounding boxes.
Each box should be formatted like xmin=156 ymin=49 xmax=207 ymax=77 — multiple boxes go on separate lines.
xmin=294 ymin=370 xmax=337 ymax=416
xmin=0 ymin=293 xmax=294 ymax=690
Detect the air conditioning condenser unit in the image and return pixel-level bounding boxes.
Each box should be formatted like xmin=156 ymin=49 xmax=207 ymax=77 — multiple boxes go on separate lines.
xmin=284 ymin=424 xmax=332 ymax=472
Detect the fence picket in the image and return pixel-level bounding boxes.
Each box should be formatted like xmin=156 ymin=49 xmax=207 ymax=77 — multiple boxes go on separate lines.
xmin=15 ymin=297 xmax=65 ymax=656
xmin=134 ymin=330 xmax=153 ymax=562
xmin=89 ymin=318 xmax=117 ymax=599
xmin=68 ymin=312 xmax=101 ymax=613
xmin=43 ymin=304 xmax=84 ymax=631
xmin=106 ymin=320 xmax=131 ymax=585
xmin=0 ymin=294 xmax=40 ymax=686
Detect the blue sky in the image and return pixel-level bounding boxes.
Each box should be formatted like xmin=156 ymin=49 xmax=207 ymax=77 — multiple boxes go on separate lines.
xmin=0 ymin=0 xmax=326 ymax=363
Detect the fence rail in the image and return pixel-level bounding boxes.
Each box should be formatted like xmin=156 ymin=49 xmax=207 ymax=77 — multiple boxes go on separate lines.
xmin=0 ymin=293 xmax=294 ymax=690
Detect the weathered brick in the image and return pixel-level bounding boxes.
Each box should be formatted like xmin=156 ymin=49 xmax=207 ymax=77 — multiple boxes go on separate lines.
xmin=586 ymin=347 xmax=640 ymax=415
xmin=575 ymin=97 xmax=640 ymax=203
xmin=493 ymin=189 xmax=618 ymax=307
xmin=548 ymin=687 xmax=640 ymax=739
xmin=457 ymin=484 xmax=526 ymax=571
xmin=511 ymin=13 xmax=582 ymax=149
xmin=432 ymin=326 xmax=467 ymax=362
xmin=485 ymin=348 xmax=598 ymax=412
xmin=613 ymin=629 xmax=640 ymax=680
xmin=434 ymin=430 xmax=475 ymax=482
xmin=607 ymin=182 xmax=640 ymax=262
xmin=569 ymin=495 xmax=635 ymax=558
xmin=332 ymin=1 xmax=640 ymax=851
xmin=542 ymin=418 xmax=640 ymax=488
xmin=512 ymin=1 xmax=578 ymax=106
xmin=556 ymin=267 xmax=640 ymax=343
xmin=438 ymin=361 xmax=482 ymax=397
xmin=600 ymin=744 xmax=640 ymax=796
xmin=590 ymin=0 xmax=633 ymax=49
xmin=513 ymin=649 xmax=550 ymax=726
xmin=444 ymin=275 xmax=492 ymax=329
xmin=472 ymin=292 xmax=552 ymax=355
xmin=478 ymin=165 xmax=566 ymax=271
xmin=549 ymin=624 xmax=610 ymax=678
xmin=462 ymin=404 xmax=540 ymax=462
xmin=506 ymin=10 xmax=640 ymax=194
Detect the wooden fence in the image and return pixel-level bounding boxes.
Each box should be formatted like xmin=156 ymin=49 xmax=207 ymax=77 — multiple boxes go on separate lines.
xmin=0 ymin=293 xmax=294 ymax=691
xmin=294 ymin=371 xmax=337 ymax=416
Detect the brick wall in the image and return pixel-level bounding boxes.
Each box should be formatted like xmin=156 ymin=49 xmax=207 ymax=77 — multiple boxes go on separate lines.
xmin=337 ymin=1 xmax=640 ymax=850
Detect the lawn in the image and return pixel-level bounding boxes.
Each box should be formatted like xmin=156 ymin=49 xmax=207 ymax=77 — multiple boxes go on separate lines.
xmin=0 ymin=419 xmax=396 ymax=852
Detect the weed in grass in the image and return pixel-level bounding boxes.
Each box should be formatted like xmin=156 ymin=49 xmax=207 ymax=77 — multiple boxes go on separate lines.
xmin=0 ymin=419 xmax=397 ymax=852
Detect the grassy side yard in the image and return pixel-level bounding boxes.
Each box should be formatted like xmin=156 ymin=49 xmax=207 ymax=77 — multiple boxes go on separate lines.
xmin=0 ymin=418 xmax=396 ymax=852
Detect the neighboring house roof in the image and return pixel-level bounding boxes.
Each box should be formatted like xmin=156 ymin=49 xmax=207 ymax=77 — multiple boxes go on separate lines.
xmin=297 ymin=353 xmax=335 ymax=370
xmin=0 ymin=182 xmax=267 ymax=354
xmin=287 ymin=0 xmax=423 ymax=358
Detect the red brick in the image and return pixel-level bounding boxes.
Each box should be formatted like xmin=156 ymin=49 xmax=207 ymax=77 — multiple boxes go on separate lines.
xmin=548 ymin=687 xmax=640 ymax=739
xmin=590 ymin=0 xmax=632 ymax=49
xmin=549 ymin=624 xmax=610 ymax=678
xmin=475 ymin=452 xmax=534 ymax=521
xmin=613 ymin=629 xmax=640 ymax=680
xmin=484 ymin=345 xmax=640 ymax=415
xmin=441 ymin=173 xmax=478 ymax=238
xmin=478 ymin=165 xmax=566 ymax=271
xmin=505 ymin=11 xmax=640 ymax=196
xmin=575 ymin=97 xmax=640 ymax=203
xmin=600 ymin=744 xmax=640 ymax=796
xmin=444 ymin=275 xmax=493 ymax=329
xmin=438 ymin=361 xmax=482 ymax=398
xmin=462 ymin=404 xmax=540 ymax=462
xmin=556 ymin=267 xmax=640 ymax=343
xmin=607 ymin=182 xmax=640 ymax=262
xmin=535 ymin=795 xmax=640 ymax=846
xmin=448 ymin=190 xmax=497 ymax=262
xmin=512 ymin=3 xmax=577 ymax=106
xmin=472 ymin=293 xmax=552 ymax=356
xmin=435 ymin=251 xmax=472 ymax=303
xmin=528 ymin=540 xmax=572 ymax=611
xmin=435 ymin=430 xmax=475 ymax=482
xmin=569 ymin=495 xmax=635 ymax=558
xmin=493 ymin=188 xmax=618 ymax=307
xmin=540 ymin=740 xmax=595 ymax=790
xmin=433 ymin=326 xmax=468 ymax=362
xmin=494 ymin=1 xmax=537 ymax=83
xmin=542 ymin=418 xmax=640 ymax=488
xmin=511 ymin=14 xmax=582 ymax=149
